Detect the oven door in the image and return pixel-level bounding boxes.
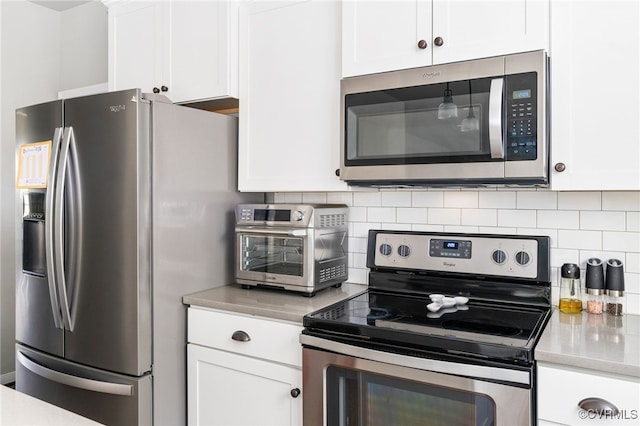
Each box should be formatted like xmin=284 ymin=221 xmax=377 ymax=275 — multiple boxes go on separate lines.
xmin=340 ymin=51 xmax=547 ymax=185
xmin=302 ymin=336 xmax=534 ymax=426
xmin=235 ymin=226 xmax=310 ymax=289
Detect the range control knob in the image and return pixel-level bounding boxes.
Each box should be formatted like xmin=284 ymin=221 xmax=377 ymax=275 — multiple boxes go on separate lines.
xmin=293 ymin=210 xmax=304 ymax=221
xmin=491 ymin=249 xmax=507 ymax=264
xmin=515 ymin=251 xmax=531 ymax=266
xmin=379 ymin=243 xmax=392 ymax=256
xmin=398 ymin=244 xmax=411 ymax=257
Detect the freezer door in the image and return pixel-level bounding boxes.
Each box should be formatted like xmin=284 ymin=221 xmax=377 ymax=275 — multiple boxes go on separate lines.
xmin=61 ymin=89 xmax=152 ymax=375
xmin=15 ymin=100 xmax=64 ymax=356
xmin=16 ymin=344 xmax=151 ymax=426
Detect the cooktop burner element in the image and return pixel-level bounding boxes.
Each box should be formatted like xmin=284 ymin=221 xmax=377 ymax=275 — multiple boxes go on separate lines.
xmin=303 ymin=230 xmax=552 ymax=365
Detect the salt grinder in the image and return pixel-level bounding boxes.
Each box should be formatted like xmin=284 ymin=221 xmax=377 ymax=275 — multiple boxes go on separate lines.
xmin=605 ymin=259 xmax=625 ymax=316
xmin=585 ymin=258 xmax=605 ymax=315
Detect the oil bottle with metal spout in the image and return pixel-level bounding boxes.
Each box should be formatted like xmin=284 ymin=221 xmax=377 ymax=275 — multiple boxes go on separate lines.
xmin=559 ymin=263 xmax=582 ymax=313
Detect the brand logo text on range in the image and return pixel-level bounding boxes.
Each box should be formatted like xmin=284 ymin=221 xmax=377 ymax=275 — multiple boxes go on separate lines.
xmin=443 ymin=262 xmax=456 ymax=267
xmin=422 ymin=71 xmax=441 ymax=78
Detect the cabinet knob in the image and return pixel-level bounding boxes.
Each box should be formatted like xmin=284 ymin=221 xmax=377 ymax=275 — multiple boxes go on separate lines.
xmin=417 ymin=39 xmax=428 ymax=49
xmin=290 ymin=388 xmax=301 ymax=398
xmin=152 ymin=87 xmax=160 ymax=94
xmin=160 ymin=85 xmax=169 ymax=92
xmin=335 ymin=169 xmax=340 ymax=177
xmin=434 ymin=36 xmax=444 ymax=47
xmin=554 ymin=162 xmax=566 ymax=172
xmin=231 ymin=330 xmax=251 ymax=342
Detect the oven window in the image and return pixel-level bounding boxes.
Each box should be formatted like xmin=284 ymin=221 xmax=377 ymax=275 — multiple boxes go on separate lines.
xmin=326 ymin=366 xmax=496 ymax=426
xmin=240 ymin=235 xmax=304 ymax=277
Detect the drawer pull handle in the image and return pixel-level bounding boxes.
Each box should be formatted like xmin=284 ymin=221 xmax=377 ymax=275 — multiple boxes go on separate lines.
xmin=290 ymin=388 xmax=301 ymax=398
xmin=231 ymin=330 xmax=251 ymax=342
xmin=579 ymin=398 xmax=619 ymax=415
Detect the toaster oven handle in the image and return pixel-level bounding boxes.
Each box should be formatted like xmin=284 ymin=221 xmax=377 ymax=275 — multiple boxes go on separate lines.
xmin=489 ymin=78 xmax=505 ymax=159
xmin=235 ymin=226 xmax=307 ymax=237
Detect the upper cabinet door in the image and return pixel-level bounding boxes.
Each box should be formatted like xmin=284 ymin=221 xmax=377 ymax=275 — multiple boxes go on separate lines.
xmin=238 ymin=0 xmax=347 ymax=192
xmin=342 ymin=0 xmax=432 ymax=77
xmin=550 ymin=0 xmax=639 ymax=190
xmin=432 ymin=0 xmax=549 ymax=65
xmin=342 ymin=0 xmax=549 ymax=78
xmin=108 ymin=1 xmax=168 ymax=94
xmin=107 ymin=0 xmax=238 ymax=103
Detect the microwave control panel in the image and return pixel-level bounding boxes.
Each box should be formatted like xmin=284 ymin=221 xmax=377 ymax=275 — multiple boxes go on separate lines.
xmin=505 ymin=72 xmax=538 ymax=161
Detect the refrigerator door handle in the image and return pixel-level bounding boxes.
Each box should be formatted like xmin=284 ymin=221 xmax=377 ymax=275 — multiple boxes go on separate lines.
xmin=45 ymin=127 xmax=64 ymax=329
xmin=54 ymin=127 xmax=75 ymax=332
xmin=17 ymin=350 xmax=134 ymax=396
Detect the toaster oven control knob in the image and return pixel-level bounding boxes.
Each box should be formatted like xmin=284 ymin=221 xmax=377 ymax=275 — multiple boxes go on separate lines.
xmin=491 ymin=249 xmax=507 ymax=264
xmin=293 ymin=210 xmax=304 ymax=221
xmin=379 ymin=243 xmax=392 ymax=256
xmin=515 ymin=251 xmax=531 ymax=266
xmin=398 ymin=244 xmax=411 ymax=257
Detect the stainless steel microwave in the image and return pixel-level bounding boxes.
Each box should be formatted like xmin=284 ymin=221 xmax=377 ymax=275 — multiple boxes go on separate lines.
xmin=339 ymin=50 xmax=549 ymax=187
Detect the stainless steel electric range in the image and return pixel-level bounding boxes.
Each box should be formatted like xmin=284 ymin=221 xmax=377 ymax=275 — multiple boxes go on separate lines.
xmin=301 ymin=230 xmax=552 ymax=426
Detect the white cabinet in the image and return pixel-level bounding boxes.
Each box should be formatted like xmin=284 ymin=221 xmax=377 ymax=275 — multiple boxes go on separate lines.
xmin=187 ymin=307 xmax=303 ymax=426
xmin=537 ymin=362 xmax=640 ymax=426
xmin=342 ymin=0 xmax=549 ymax=77
xmin=238 ymin=0 xmax=347 ymax=192
xmin=549 ymin=0 xmax=640 ymax=190
xmin=107 ymin=0 xmax=239 ymax=103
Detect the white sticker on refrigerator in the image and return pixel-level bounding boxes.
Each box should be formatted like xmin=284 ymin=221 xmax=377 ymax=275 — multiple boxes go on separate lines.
xmin=16 ymin=141 xmax=51 ymax=189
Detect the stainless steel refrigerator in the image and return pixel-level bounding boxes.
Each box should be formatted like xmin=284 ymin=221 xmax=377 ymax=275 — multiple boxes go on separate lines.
xmin=15 ymin=89 xmax=262 ymax=425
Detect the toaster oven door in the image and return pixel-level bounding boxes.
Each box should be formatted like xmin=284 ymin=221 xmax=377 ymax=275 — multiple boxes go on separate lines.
xmin=235 ymin=227 xmax=310 ymax=289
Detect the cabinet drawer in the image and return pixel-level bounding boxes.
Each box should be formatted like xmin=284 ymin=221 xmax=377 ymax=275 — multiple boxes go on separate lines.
xmin=187 ymin=308 xmax=303 ymax=367
xmin=538 ymin=362 xmax=640 ymax=425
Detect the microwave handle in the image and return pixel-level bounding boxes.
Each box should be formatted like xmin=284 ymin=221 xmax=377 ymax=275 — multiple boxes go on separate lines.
xmin=489 ymin=78 xmax=505 ymax=159
xmin=235 ymin=226 xmax=307 ymax=237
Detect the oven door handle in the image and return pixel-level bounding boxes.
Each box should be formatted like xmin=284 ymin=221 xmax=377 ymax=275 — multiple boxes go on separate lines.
xmin=489 ymin=78 xmax=505 ymax=159
xmin=235 ymin=226 xmax=307 ymax=237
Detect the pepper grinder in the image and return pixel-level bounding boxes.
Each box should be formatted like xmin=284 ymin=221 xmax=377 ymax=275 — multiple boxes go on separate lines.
xmin=605 ymin=259 xmax=625 ymax=316
xmin=585 ymin=258 xmax=605 ymax=315
xmin=559 ymin=263 xmax=582 ymax=314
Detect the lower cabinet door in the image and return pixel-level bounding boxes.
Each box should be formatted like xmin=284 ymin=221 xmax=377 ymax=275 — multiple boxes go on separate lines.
xmin=187 ymin=343 xmax=302 ymax=426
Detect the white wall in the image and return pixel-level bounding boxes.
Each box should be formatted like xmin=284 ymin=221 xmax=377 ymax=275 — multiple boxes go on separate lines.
xmin=0 ymin=0 xmax=107 ymax=382
xmin=274 ymin=189 xmax=640 ymax=315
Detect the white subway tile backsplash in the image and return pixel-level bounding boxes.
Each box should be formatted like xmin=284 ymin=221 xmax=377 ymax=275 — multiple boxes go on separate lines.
xmin=367 ymin=207 xmax=396 ymax=223
xmin=302 ymin=193 xmax=327 ymax=204
xmin=558 ymin=192 xmax=601 ymax=210
xmin=580 ymin=211 xmax=626 ymax=231
xmin=479 ymin=191 xmax=516 ymax=209
xmin=411 ymin=191 xmax=444 ymax=207
xmin=603 ymin=231 xmax=640 ymax=253
xmin=497 ymin=209 xmax=536 ymax=228
xmin=444 ymin=191 xmax=479 ymax=208
xmin=558 ymin=230 xmax=602 ymax=250
xmin=428 ymin=208 xmax=461 ymax=225
xmin=273 ymin=189 xmax=640 ymax=314
xmin=537 ymin=210 xmax=579 ymax=230
xmin=517 ymin=191 xmax=557 ymax=210
xmin=627 ymin=212 xmax=640 ymax=232
xmin=381 ymin=191 xmax=412 ymax=207
xmin=461 ymin=209 xmax=497 ymax=226
xmin=602 ymin=191 xmax=640 ymax=211
xmin=397 ymin=208 xmax=428 ymax=224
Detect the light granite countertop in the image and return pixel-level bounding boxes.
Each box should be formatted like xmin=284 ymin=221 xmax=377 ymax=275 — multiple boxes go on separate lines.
xmin=183 ymin=282 xmax=367 ymax=324
xmin=0 ymin=385 xmax=103 ymax=426
xmin=535 ymin=309 xmax=640 ymax=378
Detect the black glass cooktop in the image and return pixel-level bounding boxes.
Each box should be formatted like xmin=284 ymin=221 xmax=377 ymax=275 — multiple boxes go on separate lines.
xmin=303 ymin=290 xmax=551 ymax=365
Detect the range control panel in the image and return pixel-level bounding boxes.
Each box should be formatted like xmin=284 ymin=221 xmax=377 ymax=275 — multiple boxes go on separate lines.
xmin=372 ymin=231 xmax=541 ymax=279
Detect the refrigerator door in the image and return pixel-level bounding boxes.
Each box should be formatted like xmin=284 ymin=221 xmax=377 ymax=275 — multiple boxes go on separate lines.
xmin=61 ymin=89 xmax=152 ymax=376
xmin=15 ymin=100 xmax=64 ymax=356
xmin=16 ymin=344 xmax=152 ymax=426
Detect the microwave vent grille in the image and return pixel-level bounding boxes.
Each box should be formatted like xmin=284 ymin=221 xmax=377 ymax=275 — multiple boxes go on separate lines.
xmin=319 ymin=213 xmax=346 ymax=228
xmin=319 ymin=263 xmax=346 ymax=283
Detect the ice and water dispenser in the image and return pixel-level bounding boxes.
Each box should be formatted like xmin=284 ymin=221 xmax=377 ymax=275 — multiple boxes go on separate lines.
xmin=22 ymin=191 xmax=46 ymax=277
